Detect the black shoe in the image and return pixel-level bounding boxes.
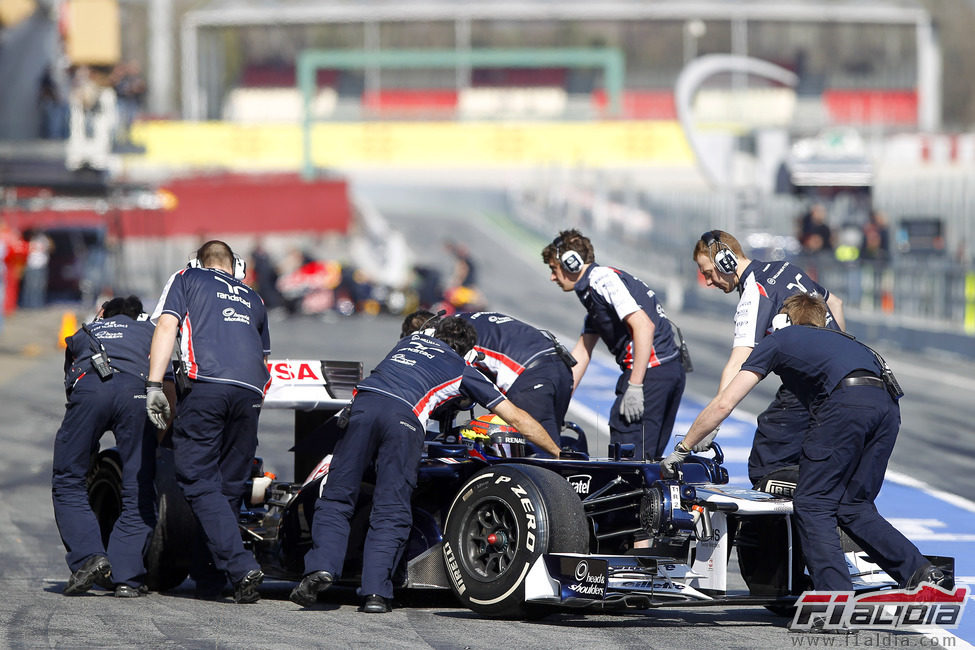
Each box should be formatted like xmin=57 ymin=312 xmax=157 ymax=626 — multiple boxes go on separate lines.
xmin=360 ymin=594 xmax=391 ymax=614
xmin=289 ymin=570 xmax=333 ymax=607
xmin=64 ymin=555 xmax=112 ymax=596
xmin=905 ymin=563 xmax=949 ymax=590
xmin=233 ymin=569 xmax=263 ymax=604
xmin=115 ymin=584 xmax=149 ymax=598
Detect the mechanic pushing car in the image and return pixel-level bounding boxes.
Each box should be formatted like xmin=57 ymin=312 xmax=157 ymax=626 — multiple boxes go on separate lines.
xmin=413 ymin=309 xmax=575 ymax=451
xmin=53 ymin=296 xmax=168 ymax=598
xmin=663 ymin=293 xmax=946 ymax=592
xmin=290 ymin=315 xmax=560 ymax=614
xmin=145 ymin=240 xmax=271 ymax=604
xmin=692 ymin=230 xmax=846 ymax=486
xmin=542 ymin=229 xmax=686 ymax=460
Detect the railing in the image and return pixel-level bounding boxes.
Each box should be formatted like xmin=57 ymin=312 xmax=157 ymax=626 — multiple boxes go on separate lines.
xmin=510 ymin=166 xmax=975 ymax=335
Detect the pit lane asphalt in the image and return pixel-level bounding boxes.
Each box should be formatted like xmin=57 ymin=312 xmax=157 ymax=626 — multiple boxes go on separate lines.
xmin=1 ymin=308 xmax=813 ymax=650
xmin=2 ymin=185 xmax=973 ymax=647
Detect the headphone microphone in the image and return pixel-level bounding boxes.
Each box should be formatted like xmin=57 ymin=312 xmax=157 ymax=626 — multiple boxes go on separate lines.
xmin=187 ymin=247 xmax=247 ymax=280
xmin=553 ymin=236 xmax=584 ymax=274
xmin=700 ymin=230 xmax=739 ymax=275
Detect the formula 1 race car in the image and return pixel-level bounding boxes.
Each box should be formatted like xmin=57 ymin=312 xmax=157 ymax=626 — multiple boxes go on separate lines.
xmin=87 ymin=359 xmax=954 ymax=618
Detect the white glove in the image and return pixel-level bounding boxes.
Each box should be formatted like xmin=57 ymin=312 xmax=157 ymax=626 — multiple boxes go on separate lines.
xmin=661 ymin=442 xmax=690 ymax=479
xmin=146 ymin=385 xmax=171 ymax=430
xmin=691 ymin=426 xmax=720 ymax=453
xmin=620 ymin=382 xmax=644 ymax=424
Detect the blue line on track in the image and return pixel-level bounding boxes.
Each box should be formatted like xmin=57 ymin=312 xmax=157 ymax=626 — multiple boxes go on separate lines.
xmin=570 ymin=358 xmax=975 ymax=644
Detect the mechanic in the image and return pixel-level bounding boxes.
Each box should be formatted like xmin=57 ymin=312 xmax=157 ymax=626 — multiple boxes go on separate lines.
xmin=404 ymin=309 xmax=574 ymax=453
xmin=662 ymin=293 xmax=945 ymax=592
xmin=542 ymin=229 xmax=686 ymax=460
xmin=145 ymin=240 xmax=270 ymax=604
xmin=291 ymin=316 xmax=560 ymax=614
xmin=52 ymin=296 xmax=165 ymax=597
xmin=692 ymin=229 xmax=846 ymax=486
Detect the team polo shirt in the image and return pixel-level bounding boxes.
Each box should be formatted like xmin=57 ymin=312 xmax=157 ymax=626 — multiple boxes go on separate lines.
xmin=741 ymin=325 xmax=884 ymax=411
xmin=458 ymin=311 xmax=555 ymax=392
xmin=64 ymin=315 xmax=155 ymax=390
xmin=733 ymin=259 xmax=838 ymax=348
xmin=152 ymin=267 xmax=271 ymax=395
xmin=574 ymin=264 xmax=679 ymax=371
xmin=356 ymin=333 xmax=505 ymax=429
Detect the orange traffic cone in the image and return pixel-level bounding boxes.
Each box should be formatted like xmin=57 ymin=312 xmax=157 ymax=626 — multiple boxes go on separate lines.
xmin=58 ymin=311 xmax=78 ymax=349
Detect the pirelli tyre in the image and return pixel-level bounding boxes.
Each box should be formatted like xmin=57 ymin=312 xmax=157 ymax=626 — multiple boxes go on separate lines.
xmin=145 ymin=448 xmax=194 ymax=592
xmin=87 ymin=450 xmax=123 ymax=547
xmin=442 ymin=464 xmax=588 ymax=618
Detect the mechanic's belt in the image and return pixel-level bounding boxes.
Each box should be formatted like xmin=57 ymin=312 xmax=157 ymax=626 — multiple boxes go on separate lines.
xmin=837 ymin=370 xmax=885 ymax=390
xmin=523 ymin=351 xmax=560 ymax=372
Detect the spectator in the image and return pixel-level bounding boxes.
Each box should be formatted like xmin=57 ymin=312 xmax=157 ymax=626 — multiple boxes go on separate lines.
xmin=20 ymin=231 xmax=52 ymax=308
xmin=39 ymin=67 xmax=70 ymax=140
xmin=110 ymin=61 xmax=146 ymax=146
xmin=445 ymin=240 xmax=478 ymax=288
xmin=799 ymin=203 xmax=834 ymax=254
xmin=860 ymin=210 xmax=891 ymax=263
xmin=250 ymin=241 xmax=285 ymax=311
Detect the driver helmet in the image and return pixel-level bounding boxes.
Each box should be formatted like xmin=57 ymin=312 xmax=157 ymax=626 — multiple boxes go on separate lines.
xmin=459 ymin=414 xmax=527 ymax=458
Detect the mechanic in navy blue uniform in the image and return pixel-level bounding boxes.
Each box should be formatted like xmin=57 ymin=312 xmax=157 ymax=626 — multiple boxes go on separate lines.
xmin=291 ymin=316 xmax=560 ymax=614
xmin=145 ymin=240 xmax=270 ymax=604
xmin=663 ymin=293 xmax=944 ymax=592
xmin=692 ymin=230 xmax=846 ymax=485
xmin=454 ymin=310 xmax=574 ymax=450
xmin=53 ymin=296 xmax=162 ymax=597
xmin=542 ymin=229 xmax=685 ymax=460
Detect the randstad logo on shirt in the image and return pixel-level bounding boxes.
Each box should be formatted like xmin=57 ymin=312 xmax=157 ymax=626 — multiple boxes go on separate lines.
xmin=222 ymin=307 xmax=251 ymax=324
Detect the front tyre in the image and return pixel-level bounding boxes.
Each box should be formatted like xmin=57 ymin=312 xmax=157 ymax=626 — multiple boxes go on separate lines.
xmin=442 ymin=464 xmax=588 ymax=618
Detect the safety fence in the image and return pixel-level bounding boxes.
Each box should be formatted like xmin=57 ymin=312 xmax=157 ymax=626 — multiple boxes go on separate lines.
xmin=509 ymin=166 xmax=975 ymax=335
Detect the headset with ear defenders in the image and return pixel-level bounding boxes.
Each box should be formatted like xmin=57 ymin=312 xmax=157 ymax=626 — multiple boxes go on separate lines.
xmin=700 ymin=230 xmax=739 ymax=275
xmin=552 ymin=236 xmax=584 ymax=274
xmin=187 ymin=250 xmax=247 ymax=280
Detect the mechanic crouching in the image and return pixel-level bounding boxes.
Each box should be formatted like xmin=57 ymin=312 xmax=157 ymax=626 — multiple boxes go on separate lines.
xmin=405 ymin=309 xmax=574 ymax=453
xmin=290 ymin=316 xmax=560 ymax=613
xmin=662 ymin=293 xmax=946 ymax=593
xmin=52 ymin=296 xmax=164 ymax=597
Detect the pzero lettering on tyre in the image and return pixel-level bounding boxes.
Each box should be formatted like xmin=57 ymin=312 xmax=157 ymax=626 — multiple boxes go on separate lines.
xmin=442 ymin=464 xmax=588 ymax=618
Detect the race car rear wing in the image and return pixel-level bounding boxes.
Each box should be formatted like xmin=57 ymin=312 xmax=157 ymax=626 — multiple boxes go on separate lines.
xmin=263 ymin=359 xmax=362 ymax=480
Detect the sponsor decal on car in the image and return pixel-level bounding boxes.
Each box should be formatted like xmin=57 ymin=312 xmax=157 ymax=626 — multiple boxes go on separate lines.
xmin=567 ymin=474 xmax=592 ymax=495
xmin=443 ymin=542 xmax=466 ymax=595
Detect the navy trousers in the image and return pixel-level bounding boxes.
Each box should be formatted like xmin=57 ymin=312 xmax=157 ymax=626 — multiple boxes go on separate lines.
xmin=52 ymin=372 xmax=157 ymax=586
xmin=793 ymin=384 xmax=928 ymax=590
xmin=748 ymin=384 xmax=809 ymax=484
xmin=609 ymin=358 xmax=685 ymax=460
xmin=171 ymin=381 xmax=262 ymax=584
xmin=505 ymin=354 xmax=572 ymax=454
xmin=303 ymin=391 xmax=425 ymax=599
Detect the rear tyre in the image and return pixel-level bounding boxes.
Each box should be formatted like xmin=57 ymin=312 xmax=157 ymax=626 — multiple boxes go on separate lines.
xmin=442 ymin=464 xmax=588 ymax=618
xmin=145 ymin=448 xmax=194 ymax=591
xmin=88 ymin=450 xmax=123 ymax=548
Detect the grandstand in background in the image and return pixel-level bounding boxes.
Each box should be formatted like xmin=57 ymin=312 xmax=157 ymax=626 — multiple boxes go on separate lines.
xmin=174 ymin=0 xmax=938 ymax=132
